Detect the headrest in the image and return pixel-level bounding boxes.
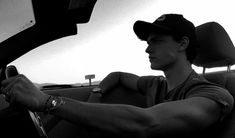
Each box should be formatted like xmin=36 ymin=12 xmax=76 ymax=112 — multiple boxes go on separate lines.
xmin=193 ymin=22 xmax=235 ymax=68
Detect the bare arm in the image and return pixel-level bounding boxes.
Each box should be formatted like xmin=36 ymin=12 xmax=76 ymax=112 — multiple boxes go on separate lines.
xmin=52 ymin=96 xmax=221 ymax=137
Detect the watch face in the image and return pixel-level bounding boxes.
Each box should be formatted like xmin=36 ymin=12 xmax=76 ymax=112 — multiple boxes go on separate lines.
xmin=51 ymin=99 xmax=57 ymax=107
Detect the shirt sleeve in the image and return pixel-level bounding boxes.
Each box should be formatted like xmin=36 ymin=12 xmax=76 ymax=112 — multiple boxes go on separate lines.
xmin=137 ymin=76 xmax=155 ymax=95
xmin=186 ymin=84 xmax=234 ymax=121
xmin=137 ymin=76 xmax=164 ymax=95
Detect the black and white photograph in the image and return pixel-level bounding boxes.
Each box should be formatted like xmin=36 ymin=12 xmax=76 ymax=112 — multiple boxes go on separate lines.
xmin=0 ymin=0 xmax=234 ymax=137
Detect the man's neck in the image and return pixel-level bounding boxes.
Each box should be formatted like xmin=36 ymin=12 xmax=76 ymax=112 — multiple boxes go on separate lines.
xmin=164 ymin=61 xmax=193 ymax=92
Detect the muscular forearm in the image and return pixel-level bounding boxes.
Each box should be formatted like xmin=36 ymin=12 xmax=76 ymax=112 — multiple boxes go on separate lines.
xmin=51 ymin=97 xmax=221 ymax=137
xmin=51 ymin=97 xmax=154 ymax=137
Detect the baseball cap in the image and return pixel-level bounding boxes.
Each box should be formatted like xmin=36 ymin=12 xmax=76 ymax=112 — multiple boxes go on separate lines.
xmin=133 ymin=14 xmax=197 ymax=42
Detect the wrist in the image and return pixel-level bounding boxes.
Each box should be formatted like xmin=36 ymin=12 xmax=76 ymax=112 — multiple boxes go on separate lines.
xmin=44 ymin=95 xmax=65 ymax=113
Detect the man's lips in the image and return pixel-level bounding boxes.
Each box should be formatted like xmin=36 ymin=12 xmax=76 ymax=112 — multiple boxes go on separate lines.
xmin=149 ymin=56 xmax=156 ymax=59
xmin=149 ymin=57 xmax=156 ymax=62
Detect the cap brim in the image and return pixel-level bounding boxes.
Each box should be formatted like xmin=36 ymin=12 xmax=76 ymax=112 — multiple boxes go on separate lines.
xmin=133 ymin=20 xmax=171 ymax=41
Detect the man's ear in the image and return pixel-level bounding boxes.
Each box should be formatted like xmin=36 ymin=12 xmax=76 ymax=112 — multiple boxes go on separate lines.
xmin=178 ymin=36 xmax=189 ymax=51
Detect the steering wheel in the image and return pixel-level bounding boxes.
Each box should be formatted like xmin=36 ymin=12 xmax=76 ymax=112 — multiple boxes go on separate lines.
xmin=0 ymin=65 xmax=48 ymax=138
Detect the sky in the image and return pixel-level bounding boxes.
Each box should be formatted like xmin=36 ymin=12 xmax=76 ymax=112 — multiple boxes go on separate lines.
xmin=9 ymin=0 xmax=235 ymax=84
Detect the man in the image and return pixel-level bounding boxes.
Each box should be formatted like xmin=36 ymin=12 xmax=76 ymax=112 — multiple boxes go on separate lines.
xmin=1 ymin=14 xmax=234 ymax=137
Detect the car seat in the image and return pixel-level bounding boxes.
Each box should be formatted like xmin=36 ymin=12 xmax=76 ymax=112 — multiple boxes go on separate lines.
xmin=194 ymin=22 xmax=235 ymax=138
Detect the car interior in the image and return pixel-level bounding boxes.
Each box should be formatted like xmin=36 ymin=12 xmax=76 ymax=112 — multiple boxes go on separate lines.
xmin=39 ymin=22 xmax=235 ymax=138
xmin=0 ymin=0 xmax=234 ymax=138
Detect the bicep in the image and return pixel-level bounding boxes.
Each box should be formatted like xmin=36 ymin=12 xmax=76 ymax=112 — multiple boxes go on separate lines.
xmin=146 ymin=97 xmax=221 ymax=135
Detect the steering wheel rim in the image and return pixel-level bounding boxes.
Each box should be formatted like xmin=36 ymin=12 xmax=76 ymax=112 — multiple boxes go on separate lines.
xmin=28 ymin=110 xmax=48 ymax=137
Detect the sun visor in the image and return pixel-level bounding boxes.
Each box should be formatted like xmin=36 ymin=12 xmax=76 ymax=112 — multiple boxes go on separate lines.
xmin=0 ymin=0 xmax=97 ymax=67
xmin=0 ymin=0 xmax=97 ymax=44
xmin=0 ymin=0 xmax=36 ymax=43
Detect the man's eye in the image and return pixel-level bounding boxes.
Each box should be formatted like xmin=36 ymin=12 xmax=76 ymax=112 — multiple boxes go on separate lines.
xmin=148 ymin=39 xmax=162 ymax=44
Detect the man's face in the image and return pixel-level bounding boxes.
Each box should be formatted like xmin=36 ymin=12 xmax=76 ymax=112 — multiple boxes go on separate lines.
xmin=146 ymin=33 xmax=180 ymax=71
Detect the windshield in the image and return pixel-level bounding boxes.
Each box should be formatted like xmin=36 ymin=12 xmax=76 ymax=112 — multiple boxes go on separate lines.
xmin=10 ymin=0 xmax=235 ymax=85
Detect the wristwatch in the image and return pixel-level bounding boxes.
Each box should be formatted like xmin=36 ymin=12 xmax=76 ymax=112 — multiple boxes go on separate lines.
xmin=45 ymin=96 xmax=65 ymax=113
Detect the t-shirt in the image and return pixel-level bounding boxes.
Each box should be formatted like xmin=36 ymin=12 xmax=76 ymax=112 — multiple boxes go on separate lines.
xmin=137 ymin=70 xmax=234 ymax=122
xmin=137 ymin=70 xmax=234 ymax=137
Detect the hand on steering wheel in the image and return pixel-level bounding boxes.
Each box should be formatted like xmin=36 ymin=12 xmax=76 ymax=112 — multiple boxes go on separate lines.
xmin=1 ymin=65 xmax=48 ymax=138
xmin=1 ymin=66 xmax=49 ymax=111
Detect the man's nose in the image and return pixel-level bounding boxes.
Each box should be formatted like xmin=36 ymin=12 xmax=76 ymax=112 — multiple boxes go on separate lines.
xmin=145 ymin=45 xmax=152 ymax=54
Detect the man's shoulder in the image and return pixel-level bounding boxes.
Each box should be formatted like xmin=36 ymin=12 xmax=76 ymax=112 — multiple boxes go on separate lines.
xmin=182 ymin=71 xmax=233 ymax=105
xmin=185 ymin=71 xmax=234 ymax=116
xmin=185 ymin=70 xmax=219 ymax=89
xmin=184 ymin=71 xmax=229 ymax=97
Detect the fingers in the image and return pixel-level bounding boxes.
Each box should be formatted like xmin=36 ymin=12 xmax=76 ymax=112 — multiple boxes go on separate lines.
xmin=1 ymin=74 xmax=25 ymax=91
xmin=1 ymin=81 xmax=17 ymax=105
xmin=1 ymin=87 xmax=10 ymax=102
xmin=1 ymin=74 xmax=27 ymax=103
